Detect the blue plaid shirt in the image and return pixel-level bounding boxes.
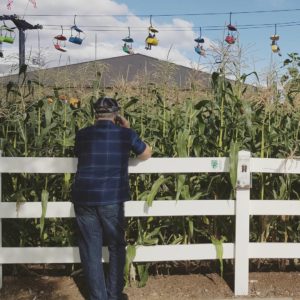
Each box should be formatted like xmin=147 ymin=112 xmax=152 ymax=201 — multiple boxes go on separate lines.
xmin=72 ymin=120 xmax=146 ymax=206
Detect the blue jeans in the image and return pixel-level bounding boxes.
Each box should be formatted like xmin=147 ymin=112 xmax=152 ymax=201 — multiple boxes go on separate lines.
xmin=74 ymin=203 xmax=126 ymax=300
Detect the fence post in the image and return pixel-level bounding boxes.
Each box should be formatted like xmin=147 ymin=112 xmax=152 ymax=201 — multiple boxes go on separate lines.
xmin=234 ymin=150 xmax=251 ymax=295
xmin=0 ymin=150 xmax=2 ymax=289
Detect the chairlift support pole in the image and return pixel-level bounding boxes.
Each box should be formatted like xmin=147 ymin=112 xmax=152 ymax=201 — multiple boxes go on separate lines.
xmin=0 ymin=15 xmax=42 ymax=72
xmin=19 ymin=28 xmax=25 ymax=68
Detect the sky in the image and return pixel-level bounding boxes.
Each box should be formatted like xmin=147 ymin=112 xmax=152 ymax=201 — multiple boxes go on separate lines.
xmin=1 ymin=0 xmax=300 ymax=81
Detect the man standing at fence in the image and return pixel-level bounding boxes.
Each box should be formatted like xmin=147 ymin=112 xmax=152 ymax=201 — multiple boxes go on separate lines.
xmin=72 ymin=97 xmax=152 ymax=300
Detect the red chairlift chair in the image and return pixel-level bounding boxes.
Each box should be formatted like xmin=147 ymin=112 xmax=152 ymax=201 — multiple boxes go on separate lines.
xmin=54 ymin=26 xmax=67 ymax=52
xmin=225 ymin=12 xmax=237 ymax=45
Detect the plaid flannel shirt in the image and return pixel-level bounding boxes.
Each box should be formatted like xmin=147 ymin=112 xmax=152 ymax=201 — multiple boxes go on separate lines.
xmin=72 ymin=120 xmax=146 ymax=205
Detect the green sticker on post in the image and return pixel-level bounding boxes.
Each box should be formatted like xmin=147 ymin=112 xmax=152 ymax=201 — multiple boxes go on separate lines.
xmin=211 ymin=159 xmax=218 ymax=169
xmin=211 ymin=159 xmax=222 ymax=171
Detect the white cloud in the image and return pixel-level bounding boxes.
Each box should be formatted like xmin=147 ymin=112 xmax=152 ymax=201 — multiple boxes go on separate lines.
xmin=0 ymin=0 xmax=213 ymax=73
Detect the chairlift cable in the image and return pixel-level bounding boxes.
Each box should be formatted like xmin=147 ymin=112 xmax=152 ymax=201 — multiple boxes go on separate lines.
xmin=23 ymin=7 xmax=300 ymax=18
xmin=40 ymin=20 xmax=300 ymax=32
xmin=22 ymin=0 xmax=30 ymax=19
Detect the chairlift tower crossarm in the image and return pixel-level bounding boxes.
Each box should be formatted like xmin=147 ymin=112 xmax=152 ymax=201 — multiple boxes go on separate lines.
xmin=0 ymin=14 xmax=43 ymax=71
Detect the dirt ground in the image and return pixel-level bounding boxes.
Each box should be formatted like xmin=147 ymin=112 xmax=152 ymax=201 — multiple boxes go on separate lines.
xmin=1 ymin=272 xmax=300 ymax=300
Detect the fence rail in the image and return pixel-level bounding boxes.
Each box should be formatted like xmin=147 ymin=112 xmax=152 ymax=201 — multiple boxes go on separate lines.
xmin=1 ymin=151 xmax=300 ymax=295
xmin=1 ymin=243 xmax=300 ymax=264
xmin=0 ymin=157 xmax=229 ymax=173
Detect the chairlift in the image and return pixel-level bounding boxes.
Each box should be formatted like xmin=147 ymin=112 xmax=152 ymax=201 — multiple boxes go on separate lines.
xmin=195 ymin=45 xmax=206 ymax=56
xmin=227 ymin=24 xmax=237 ymax=32
xmin=122 ymin=27 xmax=134 ymax=54
xmin=194 ymin=37 xmax=205 ymax=44
xmin=69 ymin=15 xmax=85 ymax=45
xmin=0 ymin=22 xmax=16 ymax=44
xmin=270 ymin=25 xmax=281 ymax=56
xmin=225 ymin=35 xmax=235 ymax=45
xmin=271 ymin=41 xmax=280 ymax=53
xmin=54 ymin=26 xmax=67 ymax=52
xmin=145 ymin=15 xmax=159 ymax=50
xmin=194 ymin=27 xmax=206 ymax=56
xmin=270 ymin=35 xmax=279 ymax=41
xmin=270 ymin=24 xmax=280 ymax=41
xmin=271 ymin=41 xmax=281 ymax=56
xmin=225 ymin=12 xmax=237 ymax=45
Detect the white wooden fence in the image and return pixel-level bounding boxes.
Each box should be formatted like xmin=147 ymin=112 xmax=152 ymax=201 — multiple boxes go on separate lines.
xmin=0 ymin=150 xmax=300 ymax=295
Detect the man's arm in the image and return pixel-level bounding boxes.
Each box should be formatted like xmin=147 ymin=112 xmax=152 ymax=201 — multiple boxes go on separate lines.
xmin=137 ymin=144 xmax=152 ymax=160
xmin=119 ymin=115 xmax=152 ymax=160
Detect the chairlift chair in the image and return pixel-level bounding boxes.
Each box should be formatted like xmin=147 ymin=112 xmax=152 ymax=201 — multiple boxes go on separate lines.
xmin=225 ymin=34 xmax=236 ymax=45
xmin=0 ymin=23 xmax=16 ymax=44
xmin=122 ymin=27 xmax=134 ymax=54
xmin=271 ymin=42 xmax=280 ymax=53
xmin=54 ymin=26 xmax=67 ymax=52
xmin=225 ymin=12 xmax=237 ymax=45
xmin=145 ymin=15 xmax=159 ymax=50
xmin=270 ymin=25 xmax=281 ymax=56
xmin=69 ymin=15 xmax=85 ymax=45
xmin=271 ymin=41 xmax=281 ymax=56
xmin=123 ymin=44 xmax=134 ymax=54
xmin=145 ymin=33 xmax=159 ymax=49
xmin=194 ymin=27 xmax=206 ymax=56
xmin=194 ymin=45 xmax=206 ymax=56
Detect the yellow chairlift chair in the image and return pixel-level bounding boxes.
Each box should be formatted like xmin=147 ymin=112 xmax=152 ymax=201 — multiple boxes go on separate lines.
xmin=145 ymin=16 xmax=159 ymax=50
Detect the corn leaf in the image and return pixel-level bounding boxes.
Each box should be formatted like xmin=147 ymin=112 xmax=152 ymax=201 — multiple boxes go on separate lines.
xmin=40 ymin=189 xmax=49 ymax=239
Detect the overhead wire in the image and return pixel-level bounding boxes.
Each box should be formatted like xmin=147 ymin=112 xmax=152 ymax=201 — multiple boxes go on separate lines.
xmin=23 ymin=7 xmax=300 ymax=18
xmin=5 ymin=6 xmax=300 ymax=35
xmin=20 ymin=7 xmax=300 ymax=33
xmin=6 ymin=7 xmax=300 ymax=58
xmin=40 ymin=20 xmax=300 ymax=32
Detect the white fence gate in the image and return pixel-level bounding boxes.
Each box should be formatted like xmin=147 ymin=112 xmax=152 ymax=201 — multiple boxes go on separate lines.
xmin=1 ymin=150 xmax=300 ymax=295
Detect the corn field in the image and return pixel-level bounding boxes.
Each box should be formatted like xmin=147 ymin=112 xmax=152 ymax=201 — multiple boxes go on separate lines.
xmin=1 ymin=53 xmax=300 ymax=286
